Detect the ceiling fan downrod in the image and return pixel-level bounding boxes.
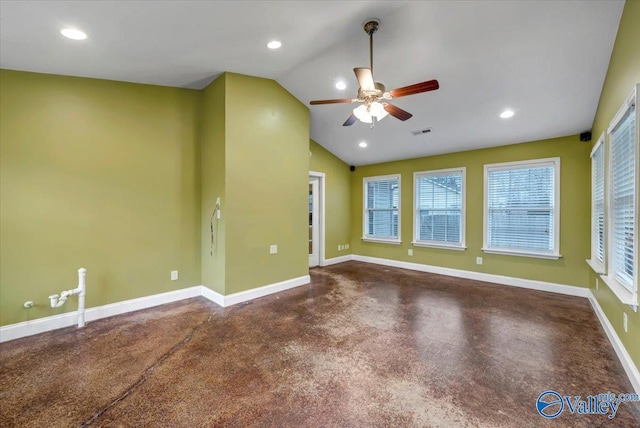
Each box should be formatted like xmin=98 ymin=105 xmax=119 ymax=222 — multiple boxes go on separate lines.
xmin=363 ymin=19 xmax=379 ymax=78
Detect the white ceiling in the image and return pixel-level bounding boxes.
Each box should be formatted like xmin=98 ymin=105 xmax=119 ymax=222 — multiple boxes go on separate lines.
xmin=0 ymin=1 xmax=624 ymax=166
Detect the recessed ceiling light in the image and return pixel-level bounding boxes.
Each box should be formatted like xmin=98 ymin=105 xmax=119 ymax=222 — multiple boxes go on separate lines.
xmin=267 ymin=40 xmax=282 ymax=49
xmin=359 ymin=141 xmax=368 ymax=148
xmin=335 ymin=81 xmax=347 ymax=90
xmin=500 ymin=109 xmax=515 ymax=119
xmin=61 ymin=28 xmax=87 ymax=40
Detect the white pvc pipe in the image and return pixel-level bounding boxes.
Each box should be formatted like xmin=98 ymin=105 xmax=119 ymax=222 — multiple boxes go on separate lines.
xmin=48 ymin=267 xmax=86 ymax=328
xmin=77 ymin=268 xmax=86 ymax=328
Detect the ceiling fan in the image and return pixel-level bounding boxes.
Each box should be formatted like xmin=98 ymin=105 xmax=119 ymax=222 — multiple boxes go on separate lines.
xmin=310 ymin=19 xmax=439 ymax=127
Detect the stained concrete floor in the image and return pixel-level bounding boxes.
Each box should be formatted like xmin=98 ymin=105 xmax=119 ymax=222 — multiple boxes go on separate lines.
xmin=1 ymin=261 xmax=639 ymax=427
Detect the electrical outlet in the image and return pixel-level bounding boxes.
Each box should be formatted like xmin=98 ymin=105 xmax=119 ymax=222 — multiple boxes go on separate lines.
xmin=408 ymin=249 xmax=413 ymax=256
xmin=338 ymin=245 xmax=342 ymax=251
xmin=476 ymin=257 xmax=483 ymax=265
xmin=171 ymin=270 xmax=178 ymax=281
xmin=270 ymin=244 xmax=278 ymax=254
xmin=623 ymin=312 xmax=628 ymax=333
xmin=346 ymin=244 xmax=349 ymax=250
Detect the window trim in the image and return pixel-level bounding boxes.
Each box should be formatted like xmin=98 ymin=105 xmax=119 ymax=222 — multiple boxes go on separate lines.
xmin=601 ymin=85 xmax=638 ymax=308
xmin=482 ymin=157 xmax=561 ymax=260
xmin=362 ymin=174 xmax=401 ymax=244
xmin=412 ymin=167 xmax=466 ymax=250
xmin=586 ymin=134 xmax=606 ymax=275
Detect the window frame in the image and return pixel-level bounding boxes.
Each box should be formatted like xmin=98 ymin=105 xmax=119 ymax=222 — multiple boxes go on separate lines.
xmin=586 ymin=134 xmax=606 ymax=275
xmin=482 ymin=157 xmax=561 ymax=260
xmin=600 ymin=85 xmax=638 ymax=308
xmin=362 ymin=174 xmax=402 ymax=245
xmin=412 ymin=167 xmax=466 ymax=250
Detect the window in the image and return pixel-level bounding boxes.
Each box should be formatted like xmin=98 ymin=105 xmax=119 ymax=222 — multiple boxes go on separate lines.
xmin=413 ymin=168 xmax=466 ymax=249
xmin=602 ymin=86 xmax=638 ymax=306
xmin=587 ymin=135 xmax=606 ymax=273
xmin=483 ymin=158 xmax=560 ymax=259
xmin=363 ymin=174 xmax=400 ymax=243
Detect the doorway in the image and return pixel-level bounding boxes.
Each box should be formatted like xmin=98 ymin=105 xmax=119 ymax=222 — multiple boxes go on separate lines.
xmin=308 ymin=173 xmax=324 ymax=267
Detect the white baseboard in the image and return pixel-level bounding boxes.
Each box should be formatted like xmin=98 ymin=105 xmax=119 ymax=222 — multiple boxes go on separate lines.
xmin=0 ymin=275 xmax=312 ymax=343
xmin=0 ymin=286 xmax=202 ymax=343
xmin=588 ymin=291 xmax=640 ymax=394
xmin=322 ymin=255 xmax=353 ymax=266
xmin=0 ymin=311 xmax=81 ymax=343
xmin=84 ymin=286 xmax=202 ymax=323
xmin=352 ymin=254 xmax=590 ymax=298
xmin=200 ymin=286 xmax=225 ymax=307
xmin=201 ymin=275 xmax=311 ymax=307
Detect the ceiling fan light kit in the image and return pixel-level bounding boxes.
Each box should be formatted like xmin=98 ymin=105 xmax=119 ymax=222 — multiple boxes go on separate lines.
xmin=310 ymin=19 xmax=439 ymax=128
xmin=353 ymin=102 xmax=388 ymax=123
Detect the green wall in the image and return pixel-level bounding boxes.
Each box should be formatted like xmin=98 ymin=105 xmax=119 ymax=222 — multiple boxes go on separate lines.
xmin=309 ymin=140 xmax=352 ymax=261
xmin=351 ymin=135 xmax=591 ymax=288
xmin=0 ymin=69 xmax=310 ymax=326
xmin=224 ymin=73 xmax=309 ymax=294
xmin=589 ymin=0 xmax=640 ymax=369
xmin=0 ymin=70 xmax=202 ymax=325
xmin=200 ymin=74 xmax=226 ymax=294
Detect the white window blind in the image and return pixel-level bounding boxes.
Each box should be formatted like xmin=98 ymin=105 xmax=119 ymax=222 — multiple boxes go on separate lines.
xmin=609 ymin=106 xmax=636 ymax=291
xmin=414 ymin=169 xmax=464 ymax=247
xmin=364 ymin=175 xmax=400 ymax=241
xmin=484 ymin=158 xmax=559 ymax=257
xmin=591 ymin=141 xmax=605 ymax=268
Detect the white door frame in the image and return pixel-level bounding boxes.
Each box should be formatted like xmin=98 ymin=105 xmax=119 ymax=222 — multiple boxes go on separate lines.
xmin=309 ymin=171 xmax=326 ymax=267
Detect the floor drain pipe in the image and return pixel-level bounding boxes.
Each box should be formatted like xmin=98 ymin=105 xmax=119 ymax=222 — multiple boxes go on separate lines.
xmin=48 ymin=268 xmax=86 ymax=328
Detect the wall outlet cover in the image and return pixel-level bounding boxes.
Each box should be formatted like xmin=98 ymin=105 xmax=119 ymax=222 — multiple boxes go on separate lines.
xmin=476 ymin=257 xmax=483 ymax=265
xmin=408 ymin=249 xmax=413 ymax=256
xmin=270 ymin=245 xmax=278 ymax=254
xmin=171 ymin=270 xmax=178 ymax=281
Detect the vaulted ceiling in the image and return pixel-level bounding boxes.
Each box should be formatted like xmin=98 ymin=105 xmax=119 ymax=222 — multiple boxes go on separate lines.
xmin=0 ymin=1 xmax=624 ymax=165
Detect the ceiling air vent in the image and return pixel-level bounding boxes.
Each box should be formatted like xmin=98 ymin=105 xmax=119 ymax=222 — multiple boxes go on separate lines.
xmin=411 ymin=128 xmax=432 ymax=136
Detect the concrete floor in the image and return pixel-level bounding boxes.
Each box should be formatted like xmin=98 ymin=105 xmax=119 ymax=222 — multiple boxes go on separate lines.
xmin=1 ymin=261 xmax=638 ymax=427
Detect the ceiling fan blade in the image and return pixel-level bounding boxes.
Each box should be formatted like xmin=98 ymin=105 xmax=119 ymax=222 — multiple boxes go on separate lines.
xmin=384 ymin=103 xmax=413 ymax=121
xmin=388 ymin=79 xmax=439 ymax=99
xmin=343 ymin=114 xmax=358 ymax=126
xmin=310 ymin=98 xmax=354 ymax=105
xmin=354 ymin=68 xmax=375 ymax=91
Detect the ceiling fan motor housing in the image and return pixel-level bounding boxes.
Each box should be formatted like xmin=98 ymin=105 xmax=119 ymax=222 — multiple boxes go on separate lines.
xmin=358 ymin=82 xmax=386 ymax=104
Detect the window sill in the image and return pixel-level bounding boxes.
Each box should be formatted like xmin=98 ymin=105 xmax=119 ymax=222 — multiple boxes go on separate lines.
xmin=412 ymin=241 xmax=466 ymax=251
xmin=481 ymin=248 xmax=562 ymax=260
xmin=600 ymin=274 xmax=638 ymax=310
xmin=362 ymin=237 xmax=402 ymax=245
xmin=585 ymin=259 xmax=606 ymax=275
